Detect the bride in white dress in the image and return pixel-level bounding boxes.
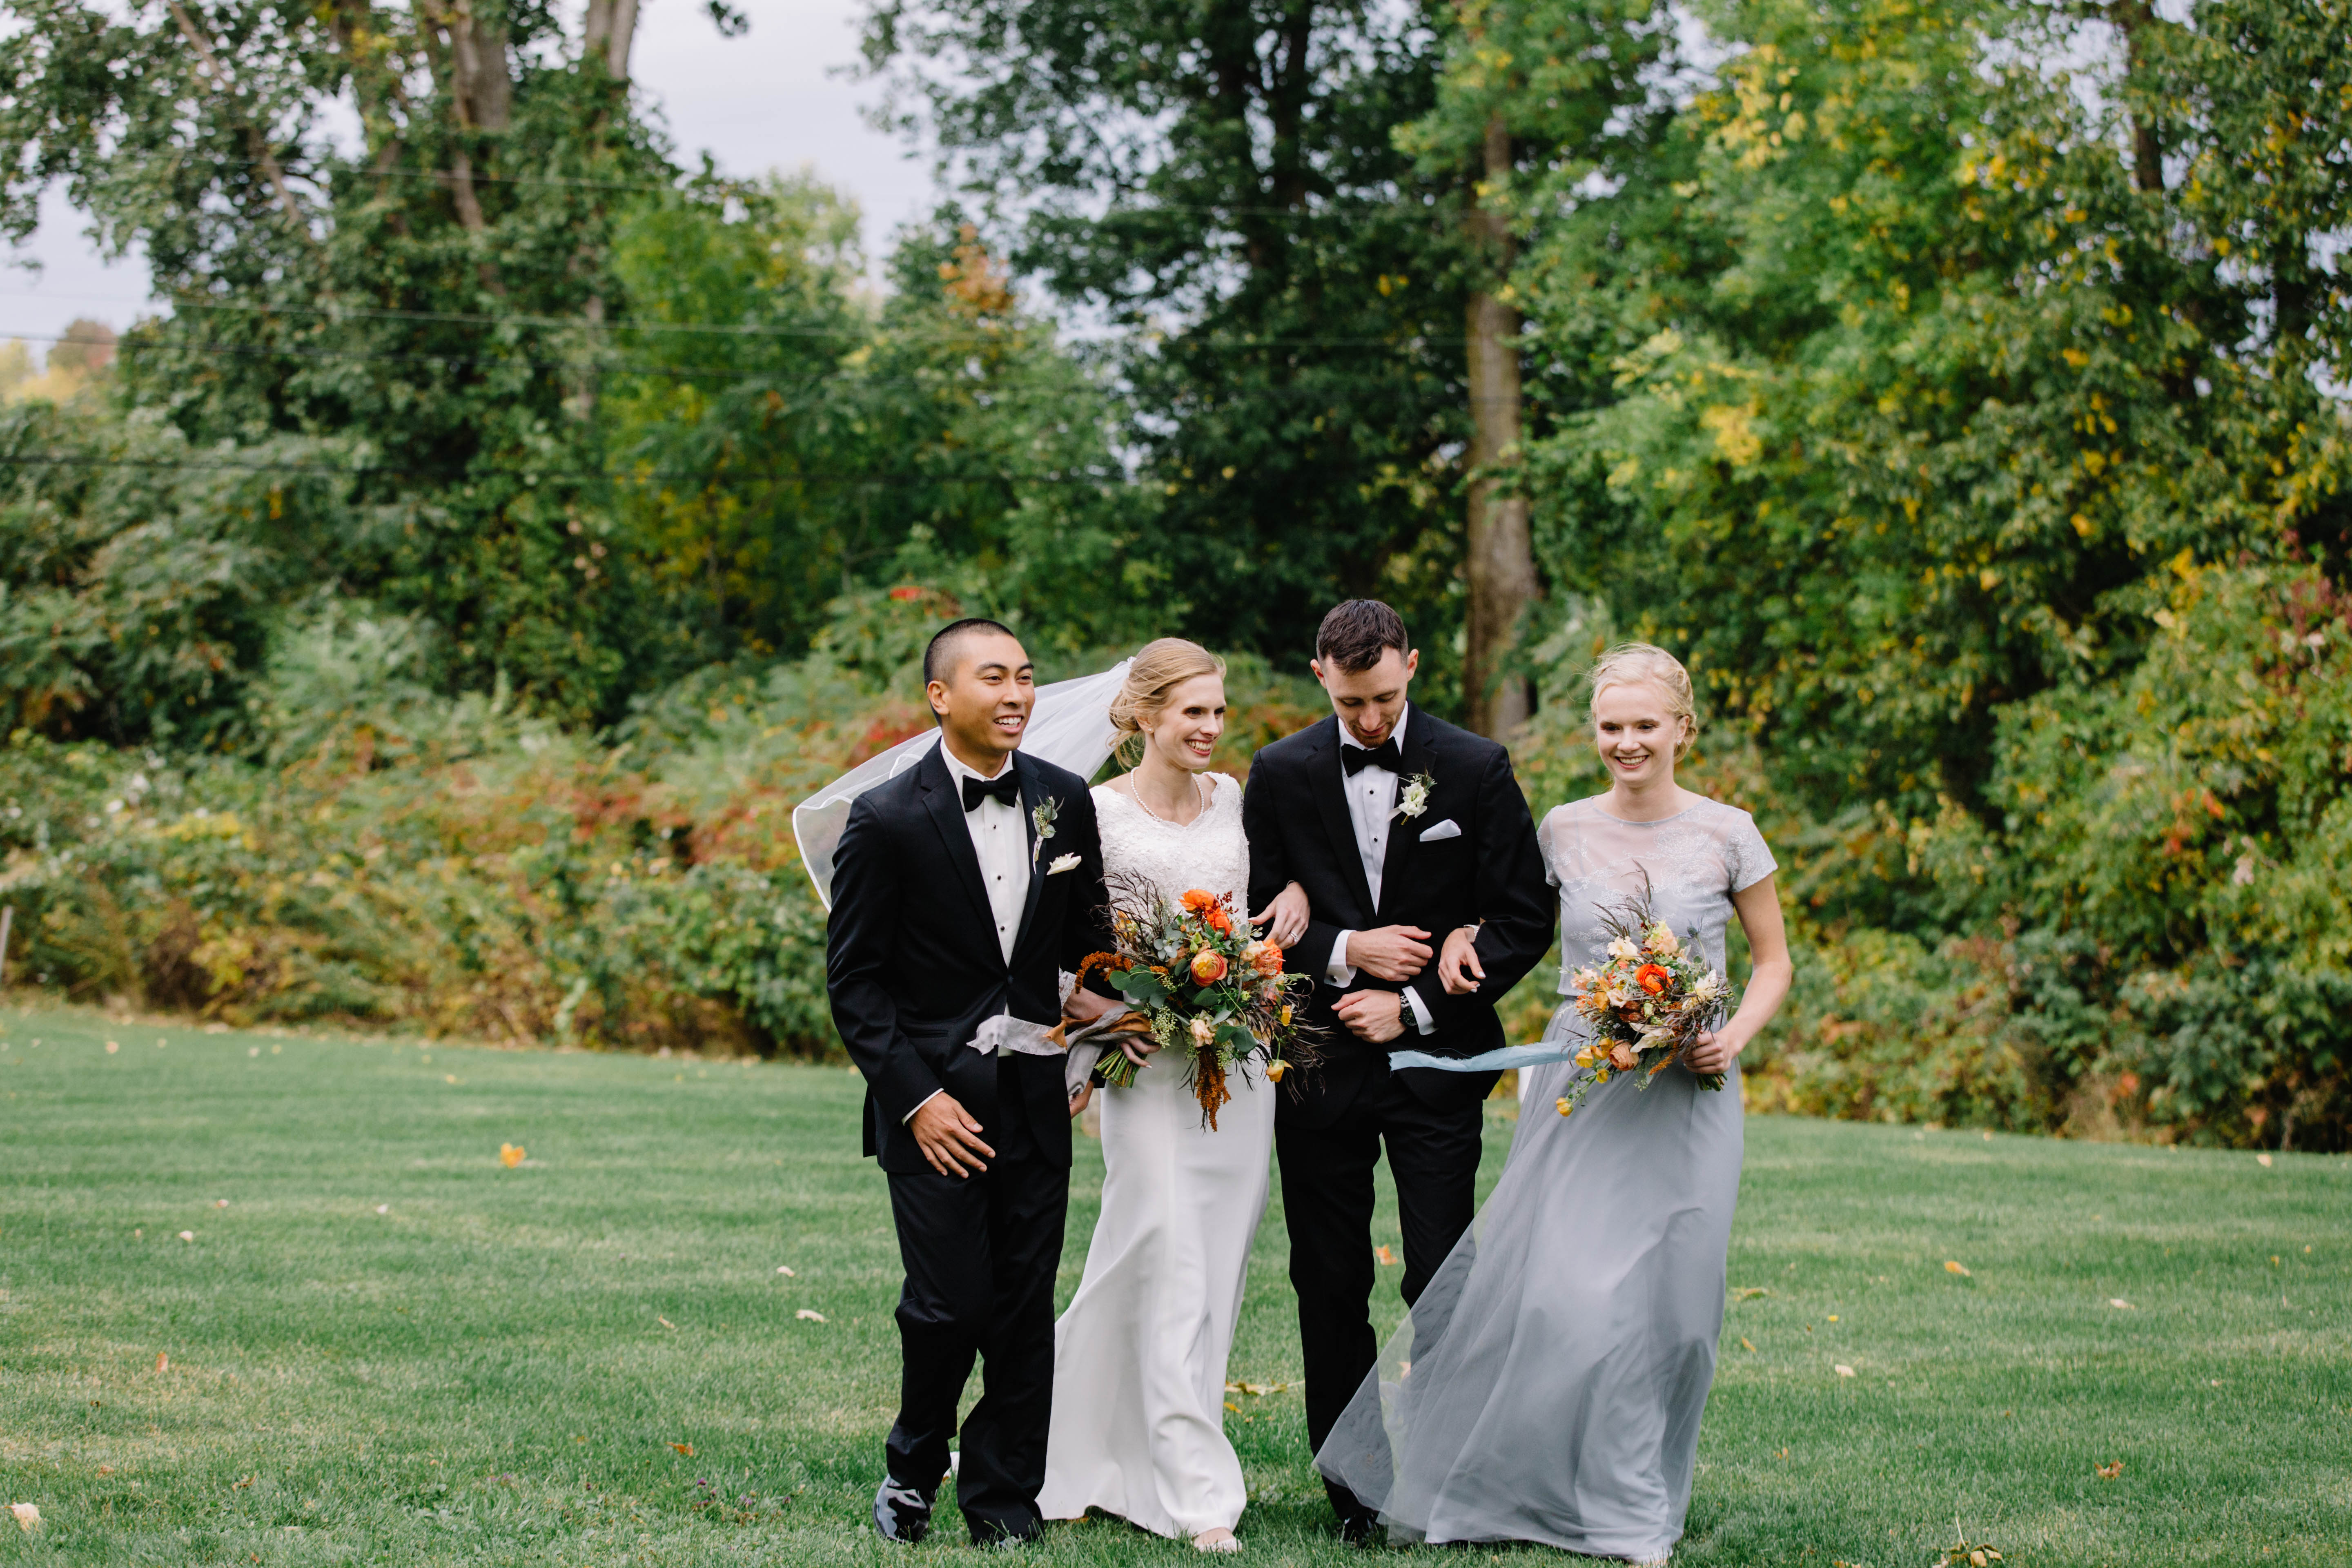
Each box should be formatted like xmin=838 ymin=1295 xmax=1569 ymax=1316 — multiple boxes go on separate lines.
xmin=1038 ymin=639 xmax=1310 ymax=1553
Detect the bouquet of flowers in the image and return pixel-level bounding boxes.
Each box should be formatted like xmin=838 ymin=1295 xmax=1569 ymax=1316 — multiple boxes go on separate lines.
xmin=1079 ymin=877 xmax=1318 ymax=1129
xmin=1554 ymin=877 xmax=1733 ymax=1119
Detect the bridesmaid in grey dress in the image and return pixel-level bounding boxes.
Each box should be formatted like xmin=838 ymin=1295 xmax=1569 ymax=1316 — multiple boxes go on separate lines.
xmin=1314 ymin=643 xmax=1792 ymax=1561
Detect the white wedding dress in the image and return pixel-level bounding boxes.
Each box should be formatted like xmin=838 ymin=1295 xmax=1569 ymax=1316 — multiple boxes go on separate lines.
xmin=1038 ymin=772 xmax=1274 ymax=1540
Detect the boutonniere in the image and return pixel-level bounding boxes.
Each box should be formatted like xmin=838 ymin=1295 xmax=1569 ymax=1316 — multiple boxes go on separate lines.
xmin=1391 ymin=771 xmax=1436 ymax=823
xmin=1047 ymin=853 xmax=1082 ymax=875
xmin=1031 ymin=796 xmax=1060 ymax=863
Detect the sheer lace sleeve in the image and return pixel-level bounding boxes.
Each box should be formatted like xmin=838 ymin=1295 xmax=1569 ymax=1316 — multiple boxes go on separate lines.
xmin=1726 ymin=809 xmax=1778 ymax=892
xmin=1536 ymin=806 xmax=1563 ymax=889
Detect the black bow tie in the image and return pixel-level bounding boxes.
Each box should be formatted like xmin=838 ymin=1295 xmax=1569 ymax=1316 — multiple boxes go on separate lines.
xmin=1341 ymin=737 xmax=1405 ymax=775
xmin=962 ymin=770 xmax=1021 ymax=813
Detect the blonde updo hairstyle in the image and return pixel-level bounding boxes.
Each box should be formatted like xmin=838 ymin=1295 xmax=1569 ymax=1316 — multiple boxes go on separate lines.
xmin=1110 ymin=637 xmax=1228 ymax=768
xmin=1586 ymin=642 xmax=1699 ymax=762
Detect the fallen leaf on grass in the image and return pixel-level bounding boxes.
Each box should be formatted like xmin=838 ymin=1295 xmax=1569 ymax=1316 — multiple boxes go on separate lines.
xmin=177 ymin=1231 xmax=194 ymax=1243
xmin=795 ymin=1310 xmax=826 ymax=1323
xmin=2096 ymin=1461 xmax=2124 ymax=1480
xmin=1740 ymin=1338 xmax=1756 ymax=1352
xmin=2256 ymin=1153 xmax=2273 ymax=1167
xmin=154 ymin=1353 xmax=167 ymax=1372
xmin=214 ymin=1199 xmax=229 ymax=1208
xmin=105 ymin=1040 xmax=119 ymax=1054
xmin=2108 ymin=1298 xmax=2134 ymax=1310
xmin=1223 ymin=1401 xmax=1240 ymax=1413
xmin=670 ymin=1443 xmax=694 ymax=1457
xmin=233 ymin=1477 xmax=253 ymax=1490
xmin=444 ymin=1074 xmax=459 ymax=1085
xmin=1374 ymin=1245 xmax=1398 ymax=1267
xmin=1732 ymin=1287 xmax=1769 ymax=1301
xmin=96 ymin=1467 xmax=113 ymax=1476
xmin=11 ymin=1503 xmax=41 ymax=1531
xmin=1223 ymin=1381 xmax=1287 ymax=1396
xmin=657 ymin=1316 xmax=677 ymax=1330
xmin=776 ymin=1265 xmax=796 ymax=1277
xmin=1944 ymin=1260 xmax=1971 ymax=1276
xmin=499 ymin=1143 xmax=526 ymax=1168
xmin=375 ymin=1205 xmax=389 ymax=1215
xmin=1834 ymin=1364 xmax=1855 ymax=1378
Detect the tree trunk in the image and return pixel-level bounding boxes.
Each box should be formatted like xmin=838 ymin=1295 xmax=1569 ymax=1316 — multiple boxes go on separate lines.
xmin=583 ymin=0 xmax=641 ymax=79
xmin=1463 ymin=114 xmax=1535 ymax=741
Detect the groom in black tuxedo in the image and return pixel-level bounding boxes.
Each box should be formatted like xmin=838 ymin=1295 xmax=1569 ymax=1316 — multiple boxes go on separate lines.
xmin=826 ymin=618 xmax=1118 ymax=1546
xmin=1243 ymin=599 xmax=1554 ymax=1539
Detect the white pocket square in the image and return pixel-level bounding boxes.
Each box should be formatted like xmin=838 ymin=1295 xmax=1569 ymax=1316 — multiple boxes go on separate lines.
xmin=1418 ymin=818 xmax=1463 ymax=843
xmin=1047 ymin=853 xmax=1083 ymax=875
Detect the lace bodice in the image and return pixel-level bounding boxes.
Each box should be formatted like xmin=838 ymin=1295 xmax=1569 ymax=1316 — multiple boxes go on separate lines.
xmin=1538 ymin=796 xmax=1777 ymax=993
xmin=1094 ymin=773 xmax=1252 ymax=918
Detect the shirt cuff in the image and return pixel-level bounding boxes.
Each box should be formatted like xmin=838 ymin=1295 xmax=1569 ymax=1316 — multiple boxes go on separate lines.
xmin=1326 ymin=930 xmax=1357 ymax=987
xmin=902 ymin=1087 xmax=944 ymax=1125
xmin=1403 ymin=984 xmax=1434 ymax=1036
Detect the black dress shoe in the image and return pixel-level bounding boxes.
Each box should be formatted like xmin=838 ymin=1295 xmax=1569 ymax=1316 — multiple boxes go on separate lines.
xmin=1336 ymin=1509 xmax=1380 ymax=1546
xmin=873 ymin=1475 xmax=935 ymax=1543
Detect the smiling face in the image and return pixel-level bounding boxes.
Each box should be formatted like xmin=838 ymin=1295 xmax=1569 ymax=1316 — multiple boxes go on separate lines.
xmin=1592 ymin=678 xmax=1690 ymax=789
xmin=1312 ymin=646 xmax=1418 ymax=747
xmin=927 ymin=628 xmax=1034 ymax=770
xmin=1140 ymin=672 xmax=1227 ymax=774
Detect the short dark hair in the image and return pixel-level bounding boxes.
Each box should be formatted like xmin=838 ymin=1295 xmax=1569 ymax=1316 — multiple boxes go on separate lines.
xmin=1315 ymin=599 xmax=1410 ymax=675
xmin=924 ymin=617 xmax=1023 ymax=687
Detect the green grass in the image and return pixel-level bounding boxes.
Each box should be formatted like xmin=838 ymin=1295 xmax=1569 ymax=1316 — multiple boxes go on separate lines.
xmin=1 ymin=1003 xmax=2347 ymax=1566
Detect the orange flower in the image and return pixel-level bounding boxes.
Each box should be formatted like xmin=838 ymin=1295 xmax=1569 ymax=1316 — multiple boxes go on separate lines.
xmin=1180 ymin=889 xmax=1218 ymax=913
xmin=1608 ymin=1043 xmax=1639 ymax=1071
xmin=1204 ymin=904 xmax=1232 ymax=933
xmin=1191 ymin=950 xmax=1229 ymax=984
xmin=1634 ymin=963 xmax=1671 ymax=996
xmin=1250 ymin=941 xmax=1285 ymax=977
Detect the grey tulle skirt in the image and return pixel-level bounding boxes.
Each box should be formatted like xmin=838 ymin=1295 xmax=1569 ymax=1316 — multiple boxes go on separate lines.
xmin=1314 ymin=1030 xmax=1743 ymax=1558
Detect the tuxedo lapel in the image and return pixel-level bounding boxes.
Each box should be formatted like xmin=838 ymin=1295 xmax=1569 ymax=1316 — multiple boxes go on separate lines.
xmin=1011 ymin=754 xmax=1051 ymax=961
xmin=918 ymin=745 xmax=996 ymax=947
xmin=1309 ymin=719 xmax=1376 ymax=923
xmin=1374 ymin=718 xmax=1437 ymax=921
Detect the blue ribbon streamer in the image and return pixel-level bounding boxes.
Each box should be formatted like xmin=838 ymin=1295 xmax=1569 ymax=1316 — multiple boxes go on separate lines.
xmin=1386 ymin=1042 xmax=1586 ymax=1074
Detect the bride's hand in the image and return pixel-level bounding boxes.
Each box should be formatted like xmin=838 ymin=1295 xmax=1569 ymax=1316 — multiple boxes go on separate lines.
xmin=1251 ymin=881 xmax=1311 ymax=948
xmin=1437 ymin=925 xmax=1485 ymax=996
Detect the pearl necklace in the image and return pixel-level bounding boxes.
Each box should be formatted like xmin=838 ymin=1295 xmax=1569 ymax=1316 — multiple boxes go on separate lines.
xmin=1131 ymin=770 xmax=1210 ymax=826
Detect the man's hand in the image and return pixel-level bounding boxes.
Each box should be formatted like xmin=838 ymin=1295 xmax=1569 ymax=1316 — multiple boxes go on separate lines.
xmin=1333 ymin=989 xmax=1406 ymax=1044
xmin=1065 ymin=986 xmax=1117 ymax=1025
xmin=1438 ymin=925 xmax=1486 ymax=996
xmin=1345 ymin=925 xmax=1432 ymax=982
xmin=909 ymin=1093 xmax=995 ymax=1178
xmin=1250 ymin=881 xmax=1311 ymax=948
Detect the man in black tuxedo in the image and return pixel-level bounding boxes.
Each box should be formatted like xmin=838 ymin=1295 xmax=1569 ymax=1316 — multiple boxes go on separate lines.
xmin=1242 ymin=599 xmax=1554 ymax=1539
xmin=826 ymin=618 xmax=1118 ymax=1546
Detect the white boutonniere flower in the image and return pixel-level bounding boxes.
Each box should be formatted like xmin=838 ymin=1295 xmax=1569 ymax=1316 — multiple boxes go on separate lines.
xmin=1391 ymin=771 xmax=1435 ymax=822
xmin=1031 ymin=796 xmax=1060 ymax=863
xmin=1047 ymin=853 xmax=1082 ymax=875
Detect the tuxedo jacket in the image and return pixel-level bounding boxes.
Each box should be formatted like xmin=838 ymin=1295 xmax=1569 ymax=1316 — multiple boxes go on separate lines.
xmin=826 ymin=743 xmax=1116 ymax=1174
xmin=1243 ymin=711 xmax=1553 ymax=1128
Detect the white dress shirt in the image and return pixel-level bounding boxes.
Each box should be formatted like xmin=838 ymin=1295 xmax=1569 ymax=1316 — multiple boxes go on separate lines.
xmin=907 ymin=744 xmax=1032 ymax=1123
xmin=1330 ymin=709 xmax=1434 ymax=1036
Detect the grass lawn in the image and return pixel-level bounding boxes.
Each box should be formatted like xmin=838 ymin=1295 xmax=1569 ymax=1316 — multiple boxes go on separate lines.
xmin=1 ymin=1003 xmax=2347 ymax=1566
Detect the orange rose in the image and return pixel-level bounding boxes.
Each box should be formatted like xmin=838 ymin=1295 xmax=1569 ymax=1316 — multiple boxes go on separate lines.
xmin=1250 ymin=942 xmax=1285 ymax=977
xmin=1180 ymin=889 xmax=1218 ymax=913
xmin=1608 ymin=1043 xmax=1639 ymax=1071
xmin=1191 ymin=950 xmax=1229 ymax=984
xmin=1634 ymin=963 xmax=1671 ymax=996
xmin=1205 ymin=904 xmax=1232 ymax=933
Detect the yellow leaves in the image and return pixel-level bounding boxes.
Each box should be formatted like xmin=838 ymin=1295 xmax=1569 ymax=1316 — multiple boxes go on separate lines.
xmin=2081 ymin=449 xmax=2107 ymax=477
xmin=1979 ymin=568 xmax=2000 ymax=592
xmin=499 ymin=1143 xmax=526 ymax=1168
xmin=2096 ymin=1460 xmax=2124 ymax=1480
xmin=795 ymin=1309 xmax=826 ymax=1323
xmin=1224 ymin=1380 xmax=1289 ymax=1396
xmin=670 ymin=1442 xmax=694 ymax=1457
xmin=1374 ymin=1245 xmax=1399 ymax=1267
xmin=1701 ymin=403 xmax=1763 ymax=468
xmin=658 ymin=1316 xmax=677 ymax=1330
xmin=1833 ymin=1364 xmax=1855 ymax=1378
xmin=2062 ymin=347 xmax=2089 ymax=370
xmin=1740 ymin=1337 xmax=1757 ymax=1352
xmin=10 ymin=1503 xmax=40 ymax=1533
xmin=177 ymin=1230 xmax=195 ymax=1243
xmin=1944 ymin=1260 xmax=1971 ymax=1276
xmin=1375 ymin=274 xmax=1410 ymax=296
xmin=2071 ymin=513 xmax=2094 ymax=539
xmin=2107 ymin=1298 xmax=2133 ymax=1310
xmin=2256 ymin=1152 xmax=2273 ymax=1167
xmin=1224 ymin=1400 xmax=1241 ymax=1412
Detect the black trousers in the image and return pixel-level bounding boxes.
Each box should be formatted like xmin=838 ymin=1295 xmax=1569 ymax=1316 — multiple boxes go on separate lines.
xmin=1276 ymin=1071 xmax=1485 ymax=1525
xmin=881 ymin=1064 xmax=1066 ymax=1543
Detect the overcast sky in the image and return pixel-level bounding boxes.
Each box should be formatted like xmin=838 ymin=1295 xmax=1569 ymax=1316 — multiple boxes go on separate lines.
xmin=0 ymin=0 xmax=939 ymax=355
